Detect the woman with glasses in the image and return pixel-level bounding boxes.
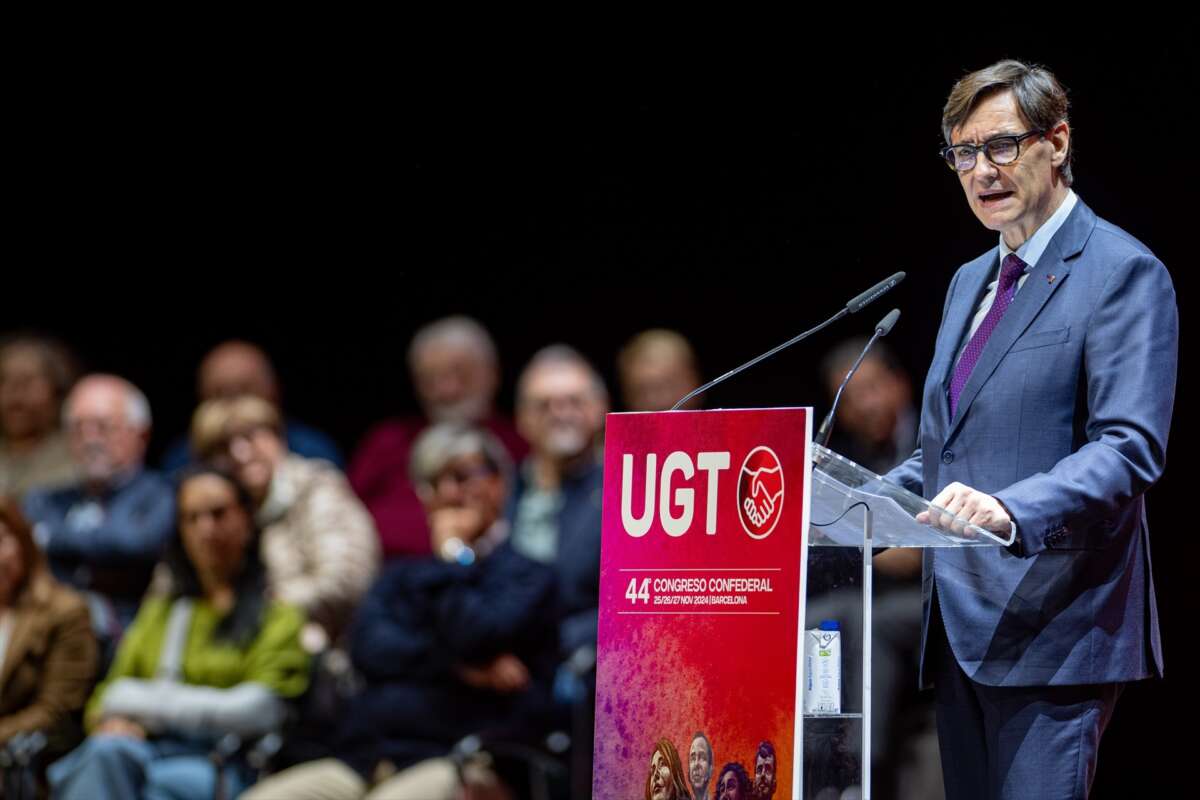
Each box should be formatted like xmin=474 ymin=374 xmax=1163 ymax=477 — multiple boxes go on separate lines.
xmin=48 ymin=466 xmax=309 ymax=800
xmin=189 ymin=395 xmax=379 ymax=647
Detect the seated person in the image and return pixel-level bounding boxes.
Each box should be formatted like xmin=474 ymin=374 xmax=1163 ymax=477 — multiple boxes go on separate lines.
xmin=160 ymin=340 xmax=343 ymax=473
xmin=0 ymin=334 xmax=80 ymax=502
xmin=22 ymin=375 xmax=174 ymax=641
xmin=508 ymin=345 xmax=606 ymax=674
xmin=242 ymin=423 xmax=557 ymax=800
xmin=48 ymin=466 xmax=309 ymax=800
xmin=349 ymin=316 xmax=527 ymax=558
xmin=189 ymin=395 xmax=379 ymax=645
xmin=617 ymin=328 xmax=702 ymax=412
xmin=0 ymin=497 xmax=97 ymax=763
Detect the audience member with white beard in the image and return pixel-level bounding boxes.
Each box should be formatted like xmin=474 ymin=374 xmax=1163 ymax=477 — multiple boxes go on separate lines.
xmin=508 ymin=345 xmax=606 ymax=568
xmin=23 ymin=375 xmax=175 ymax=649
xmin=348 ymin=316 xmax=528 ymax=558
xmin=506 ymin=344 xmax=609 ymax=782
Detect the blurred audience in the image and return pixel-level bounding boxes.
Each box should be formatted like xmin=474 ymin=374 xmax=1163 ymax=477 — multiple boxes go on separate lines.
xmin=509 ymin=345 xmax=606 ymax=666
xmin=349 ymin=316 xmax=527 ymax=558
xmin=48 ymin=466 xmax=310 ymax=800
xmin=160 ymin=340 xmax=344 ymax=473
xmin=0 ymin=321 xmax=938 ymax=799
xmin=617 ymin=328 xmax=702 ymax=412
xmin=811 ymin=339 xmax=939 ymax=800
xmin=243 ymin=423 xmax=556 ymax=800
xmin=0 ymin=334 xmax=80 ymax=502
xmin=0 ymin=498 xmax=97 ymax=760
xmin=23 ymin=374 xmax=174 ymax=638
xmin=189 ymin=395 xmax=379 ymax=644
xmin=819 ymin=338 xmax=915 ymax=475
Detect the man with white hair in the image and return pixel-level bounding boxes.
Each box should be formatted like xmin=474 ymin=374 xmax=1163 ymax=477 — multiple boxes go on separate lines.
xmin=23 ymin=374 xmax=174 ymax=631
xmin=350 ymin=316 xmax=527 ymax=558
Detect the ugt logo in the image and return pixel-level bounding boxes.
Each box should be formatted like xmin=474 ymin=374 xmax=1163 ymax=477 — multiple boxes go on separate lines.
xmin=737 ymin=446 xmax=784 ymax=539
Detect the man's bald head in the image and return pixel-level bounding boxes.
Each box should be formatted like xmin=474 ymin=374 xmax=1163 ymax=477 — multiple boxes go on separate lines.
xmin=64 ymin=374 xmax=151 ymax=485
xmin=198 ymin=341 xmax=280 ymax=404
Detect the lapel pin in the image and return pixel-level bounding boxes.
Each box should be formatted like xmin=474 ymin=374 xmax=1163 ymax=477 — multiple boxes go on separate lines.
xmin=1047 ymin=274 xmax=1056 ymax=285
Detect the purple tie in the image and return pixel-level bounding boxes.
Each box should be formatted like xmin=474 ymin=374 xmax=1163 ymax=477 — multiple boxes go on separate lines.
xmin=948 ymin=253 xmax=1026 ymax=418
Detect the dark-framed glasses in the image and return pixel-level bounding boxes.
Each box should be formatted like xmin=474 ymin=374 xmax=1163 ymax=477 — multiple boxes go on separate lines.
xmin=941 ymin=130 xmax=1045 ymax=172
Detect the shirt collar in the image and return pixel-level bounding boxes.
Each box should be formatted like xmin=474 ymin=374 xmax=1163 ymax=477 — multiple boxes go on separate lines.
xmin=998 ymin=188 xmax=1078 ymax=273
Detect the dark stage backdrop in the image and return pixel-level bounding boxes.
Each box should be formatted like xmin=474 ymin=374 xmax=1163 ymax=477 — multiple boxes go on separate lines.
xmin=10 ymin=35 xmax=1193 ymax=796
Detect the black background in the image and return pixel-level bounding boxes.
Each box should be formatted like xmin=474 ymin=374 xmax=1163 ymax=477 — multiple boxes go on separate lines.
xmin=10 ymin=33 xmax=1194 ymax=794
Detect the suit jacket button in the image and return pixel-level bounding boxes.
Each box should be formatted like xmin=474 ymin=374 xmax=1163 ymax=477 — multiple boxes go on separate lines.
xmin=941 ymin=449 xmax=954 ymax=464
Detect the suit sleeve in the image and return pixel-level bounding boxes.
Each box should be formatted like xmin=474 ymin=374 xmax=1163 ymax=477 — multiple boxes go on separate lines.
xmin=994 ymin=254 xmax=1177 ymax=555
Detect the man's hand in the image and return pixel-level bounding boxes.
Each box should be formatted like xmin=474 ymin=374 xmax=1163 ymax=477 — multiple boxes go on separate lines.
xmin=456 ymin=653 xmax=531 ymax=693
xmin=429 ymin=507 xmax=487 ymax=555
xmin=95 ymin=716 xmax=147 ymax=739
xmin=916 ymin=481 xmax=1012 ymax=536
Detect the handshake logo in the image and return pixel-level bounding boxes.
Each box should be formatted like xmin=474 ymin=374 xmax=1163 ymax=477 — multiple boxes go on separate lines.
xmin=738 ymin=446 xmax=785 ymax=539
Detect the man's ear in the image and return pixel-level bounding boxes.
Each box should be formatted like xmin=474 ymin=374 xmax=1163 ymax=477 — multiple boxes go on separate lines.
xmin=1048 ymin=120 xmax=1071 ymax=169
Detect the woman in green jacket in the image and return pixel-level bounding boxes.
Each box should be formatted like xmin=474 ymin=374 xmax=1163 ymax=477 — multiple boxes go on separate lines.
xmin=48 ymin=465 xmax=309 ymax=800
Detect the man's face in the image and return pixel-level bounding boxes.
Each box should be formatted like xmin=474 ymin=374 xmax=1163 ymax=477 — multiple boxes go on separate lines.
xmin=753 ymin=754 xmax=776 ymax=799
xmin=827 ymin=357 xmax=909 ymax=446
xmin=422 ymin=452 xmax=506 ymax=546
xmin=0 ymin=345 xmax=58 ymax=440
xmin=689 ymin=736 xmax=712 ymax=794
xmin=65 ymin=381 xmax=146 ymax=484
xmin=950 ymin=90 xmax=1069 ymax=247
xmin=518 ymin=364 xmax=605 ymax=462
xmin=412 ymin=343 xmax=495 ymax=424
xmin=649 ymin=749 xmax=677 ymax=800
xmin=199 ymin=345 xmax=278 ymax=403
xmin=622 ymin=352 xmax=699 ymax=412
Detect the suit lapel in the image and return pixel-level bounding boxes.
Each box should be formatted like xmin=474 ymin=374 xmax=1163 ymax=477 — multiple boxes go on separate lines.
xmin=946 ymin=200 xmax=1097 ymax=439
xmin=938 ymin=254 xmax=995 ymax=390
xmin=929 ymin=253 xmax=994 ymax=435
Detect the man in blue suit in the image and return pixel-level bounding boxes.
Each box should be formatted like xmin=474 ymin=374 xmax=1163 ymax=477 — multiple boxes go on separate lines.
xmin=885 ymin=60 xmax=1178 ymax=798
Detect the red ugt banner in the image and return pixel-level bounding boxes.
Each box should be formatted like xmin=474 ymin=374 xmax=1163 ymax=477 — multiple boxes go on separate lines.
xmin=594 ymin=408 xmax=811 ymax=800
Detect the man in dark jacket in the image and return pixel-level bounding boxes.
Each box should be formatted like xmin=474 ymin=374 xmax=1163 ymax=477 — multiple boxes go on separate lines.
xmin=241 ymin=423 xmax=557 ymax=800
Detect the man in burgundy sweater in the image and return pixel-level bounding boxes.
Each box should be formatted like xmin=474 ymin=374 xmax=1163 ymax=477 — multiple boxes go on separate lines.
xmin=349 ymin=316 xmax=526 ymax=557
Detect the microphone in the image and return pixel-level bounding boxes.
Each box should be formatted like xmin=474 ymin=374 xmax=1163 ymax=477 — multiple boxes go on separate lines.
xmin=816 ymin=308 xmax=901 ymax=448
xmin=846 ymin=273 xmax=905 ymax=314
xmin=670 ymin=272 xmax=905 ymax=411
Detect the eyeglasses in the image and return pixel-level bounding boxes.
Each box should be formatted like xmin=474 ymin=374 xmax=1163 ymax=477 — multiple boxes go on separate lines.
xmin=940 ymin=130 xmax=1045 ymax=173
xmin=428 ymin=462 xmax=497 ymax=490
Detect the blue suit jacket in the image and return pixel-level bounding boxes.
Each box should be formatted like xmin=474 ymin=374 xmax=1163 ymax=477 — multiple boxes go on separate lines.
xmin=886 ymin=199 xmax=1177 ymax=688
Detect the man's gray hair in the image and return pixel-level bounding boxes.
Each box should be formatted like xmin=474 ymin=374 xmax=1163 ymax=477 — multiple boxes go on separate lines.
xmin=516 ymin=344 xmax=608 ymax=405
xmin=409 ymin=422 xmax=513 ymax=487
xmin=407 ymin=315 xmax=498 ymax=370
